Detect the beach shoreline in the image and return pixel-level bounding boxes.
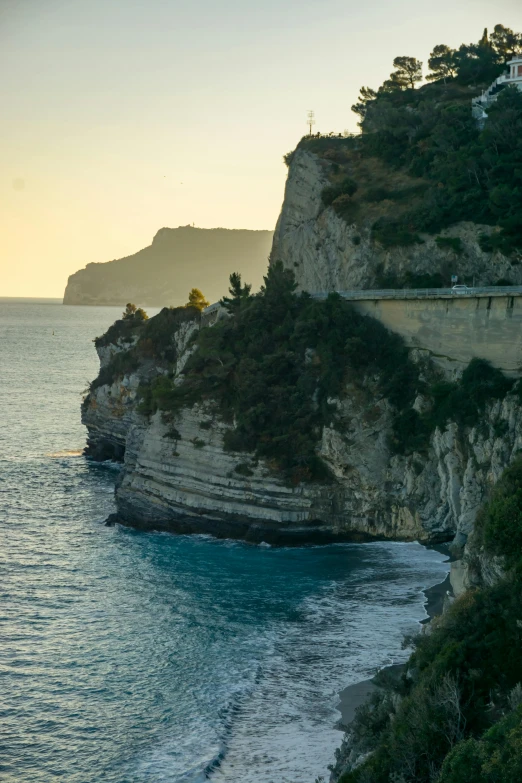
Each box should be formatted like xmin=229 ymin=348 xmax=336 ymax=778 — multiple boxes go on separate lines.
xmin=336 ymin=549 xmax=451 ymax=728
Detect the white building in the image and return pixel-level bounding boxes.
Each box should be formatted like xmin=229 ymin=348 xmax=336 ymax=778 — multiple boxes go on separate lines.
xmin=472 ymin=53 xmax=522 ymax=123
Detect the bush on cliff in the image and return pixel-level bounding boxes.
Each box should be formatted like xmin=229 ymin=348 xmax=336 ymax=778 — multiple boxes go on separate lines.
xmin=89 ymin=305 xmax=199 ymax=391
xmin=475 ymin=456 xmax=522 ymax=572
xmin=438 ymin=706 xmax=522 ymax=783
xmin=392 ymin=358 xmax=514 ymax=455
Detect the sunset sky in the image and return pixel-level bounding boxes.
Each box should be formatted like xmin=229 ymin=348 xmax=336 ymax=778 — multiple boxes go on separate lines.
xmin=1 ymin=0 xmax=522 ymax=297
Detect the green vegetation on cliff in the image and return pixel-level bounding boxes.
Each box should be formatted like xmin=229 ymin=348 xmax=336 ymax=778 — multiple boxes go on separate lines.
xmin=133 ymin=267 xmax=519 ymax=480
xmin=334 ymin=458 xmax=522 ymax=783
xmin=138 ymin=264 xmax=425 ymax=481
xmin=89 ymin=304 xmax=199 ymax=391
xmin=293 ymin=24 xmax=522 ymax=264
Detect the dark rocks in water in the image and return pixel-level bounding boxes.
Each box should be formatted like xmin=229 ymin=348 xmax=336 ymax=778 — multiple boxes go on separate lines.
xmin=84 ymin=439 xmax=125 ymax=462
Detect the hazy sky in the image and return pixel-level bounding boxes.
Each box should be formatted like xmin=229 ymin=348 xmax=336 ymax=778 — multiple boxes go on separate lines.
xmin=1 ymin=0 xmax=521 ymax=297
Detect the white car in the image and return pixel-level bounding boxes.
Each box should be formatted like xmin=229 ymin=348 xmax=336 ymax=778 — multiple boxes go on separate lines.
xmin=451 ymin=285 xmax=471 ymax=295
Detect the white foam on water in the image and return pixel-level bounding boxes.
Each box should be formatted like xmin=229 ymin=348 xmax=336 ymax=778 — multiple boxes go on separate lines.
xmin=208 ymin=542 xmax=449 ymax=783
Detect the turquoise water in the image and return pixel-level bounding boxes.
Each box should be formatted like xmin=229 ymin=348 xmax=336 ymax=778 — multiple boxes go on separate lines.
xmin=0 ymin=300 xmax=449 ymax=782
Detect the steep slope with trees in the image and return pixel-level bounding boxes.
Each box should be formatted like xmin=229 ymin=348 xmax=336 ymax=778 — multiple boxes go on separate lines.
xmin=273 ymin=24 xmax=522 ymax=292
xmin=83 ymin=267 xmax=522 ymax=546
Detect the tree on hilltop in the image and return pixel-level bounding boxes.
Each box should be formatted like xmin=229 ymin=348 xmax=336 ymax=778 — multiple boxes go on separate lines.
xmin=122 ymin=302 xmax=148 ymax=321
xmin=388 ymin=56 xmax=423 ymax=90
xmin=351 ymin=86 xmax=377 ymax=125
xmin=427 ymin=44 xmax=459 ymax=82
xmin=186 ymin=288 xmax=209 ymax=311
xmin=490 ymin=24 xmax=522 ymax=59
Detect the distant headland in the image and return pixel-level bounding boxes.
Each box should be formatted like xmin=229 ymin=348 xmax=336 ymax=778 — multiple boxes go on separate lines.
xmin=63 ymin=226 xmax=274 ymax=307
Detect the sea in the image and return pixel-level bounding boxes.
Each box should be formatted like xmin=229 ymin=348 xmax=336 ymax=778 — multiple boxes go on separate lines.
xmin=0 ymin=299 xmax=449 ymax=783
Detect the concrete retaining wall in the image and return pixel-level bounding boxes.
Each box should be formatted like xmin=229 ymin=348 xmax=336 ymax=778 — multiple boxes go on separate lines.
xmin=352 ymin=295 xmax=522 ymax=376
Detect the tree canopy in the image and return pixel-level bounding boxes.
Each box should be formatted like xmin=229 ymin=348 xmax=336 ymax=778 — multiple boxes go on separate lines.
xmin=186 ymin=288 xmax=209 ymax=311
xmin=388 ymin=56 xmax=423 ymax=90
xmin=219 ymin=272 xmax=252 ymax=313
xmin=122 ymin=302 xmax=148 ymax=321
xmin=427 ymin=44 xmax=459 ymax=82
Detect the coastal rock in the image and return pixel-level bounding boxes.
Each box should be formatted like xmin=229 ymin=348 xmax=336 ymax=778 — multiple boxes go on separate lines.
xmin=83 ymin=314 xmax=522 ymax=545
xmin=272 ymin=149 xmax=519 ymax=291
xmin=82 ymin=148 xmax=522 ymax=545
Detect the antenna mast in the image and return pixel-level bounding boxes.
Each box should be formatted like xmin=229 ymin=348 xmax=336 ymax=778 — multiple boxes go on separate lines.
xmin=307 ymin=110 xmax=315 ymax=136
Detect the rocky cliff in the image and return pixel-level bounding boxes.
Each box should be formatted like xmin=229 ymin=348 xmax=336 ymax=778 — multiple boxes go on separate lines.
xmin=82 ymin=142 xmax=522 ymax=549
xmin=83 ymin=308 xmax=522 ymax=548
xmin=64 ymin=226 xmax=273 ymax=307
xmin=272 ymin=148 xmax=520 ymax=292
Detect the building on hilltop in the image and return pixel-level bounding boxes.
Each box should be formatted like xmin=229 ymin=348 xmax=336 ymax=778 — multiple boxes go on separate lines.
xmin=472 ymin=53 xmax=522 ymax=124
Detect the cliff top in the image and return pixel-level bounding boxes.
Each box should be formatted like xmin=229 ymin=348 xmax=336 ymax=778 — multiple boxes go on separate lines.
xmin=285 ymin=24 xmax=522 ymax=260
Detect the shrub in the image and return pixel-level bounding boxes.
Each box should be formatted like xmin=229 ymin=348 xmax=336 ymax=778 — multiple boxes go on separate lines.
xmin=321 ymin=177 xmax=358 ymax=207
xmin=439 ymin=707 xmax=522 ymax=783
xmin=475 ymin=457 xmax=522 ymax=570
xmin=234 ymin=462 xmax=254 ymax=477
xmin=435 ymin=236 xmax=464 ymax=254
xmin=372 ymin=218 xmax=423 ymax=248
xmin=364 ymin=186 xmax=394 ymax=202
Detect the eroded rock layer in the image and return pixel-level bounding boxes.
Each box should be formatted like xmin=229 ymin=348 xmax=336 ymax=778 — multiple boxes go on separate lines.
xmin=83 ymin=314 xmax=522 ymax=546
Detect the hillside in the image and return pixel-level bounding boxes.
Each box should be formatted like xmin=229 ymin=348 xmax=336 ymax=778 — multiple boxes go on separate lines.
xmin=63 ymin=226 xmax=273 ymax=306
xmin=274 ymin=26 xmax=522 ymax=292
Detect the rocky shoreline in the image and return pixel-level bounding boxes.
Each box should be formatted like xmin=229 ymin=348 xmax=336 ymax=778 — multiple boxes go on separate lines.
xmin=335 ymin=552 xmax=451 ymax=730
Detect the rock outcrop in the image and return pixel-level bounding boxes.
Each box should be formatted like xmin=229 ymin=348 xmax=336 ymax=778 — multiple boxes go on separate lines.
xmin=83 ymin=314 xmax=522 ymax=546
xmin=272 ymin=149 xmax=520 ymax=292
xmin=82 ymin=147 xmax=522 ymax=547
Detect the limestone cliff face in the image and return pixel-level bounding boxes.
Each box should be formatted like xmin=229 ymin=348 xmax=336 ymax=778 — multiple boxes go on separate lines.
xmin=82 ymin=149 xmax=522 ymax=545
xmin=272 ymin=149 xmax=519 ymax=291
xmin=83 ymin=314 xmax=522 ymax=546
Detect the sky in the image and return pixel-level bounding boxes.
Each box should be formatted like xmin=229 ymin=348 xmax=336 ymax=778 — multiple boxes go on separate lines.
xmin=1 ymin=0 xmax=522 ymax=297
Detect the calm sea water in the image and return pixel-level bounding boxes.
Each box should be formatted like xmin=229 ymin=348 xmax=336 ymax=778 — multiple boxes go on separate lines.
xmin=0 ymin=300 xmax=449 ymax=783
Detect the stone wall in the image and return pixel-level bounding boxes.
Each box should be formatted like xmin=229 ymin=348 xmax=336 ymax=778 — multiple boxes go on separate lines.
xmin=352 ymin=294 xmax=522 ymax=376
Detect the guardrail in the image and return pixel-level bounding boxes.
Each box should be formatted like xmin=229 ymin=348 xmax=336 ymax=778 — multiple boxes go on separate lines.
xmin=309 ymin=286 xmax=522 ymax=300
xmin=203 ymin=286 xmax=522 ymax=314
